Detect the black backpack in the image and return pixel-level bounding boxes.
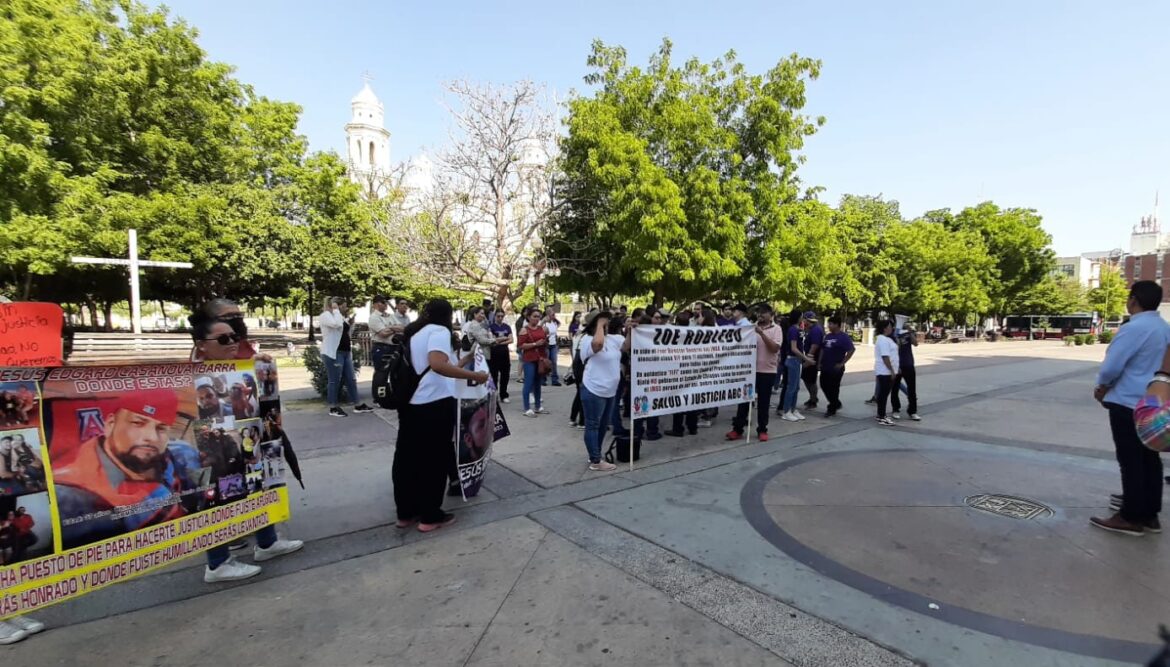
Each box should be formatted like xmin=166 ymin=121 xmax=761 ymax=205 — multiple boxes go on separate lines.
xmin=373 ymin=338 xmax=430 ymax=410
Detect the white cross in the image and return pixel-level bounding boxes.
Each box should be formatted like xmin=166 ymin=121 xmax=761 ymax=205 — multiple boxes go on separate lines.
xmin=71 ymin=229 xmax=193 ymax=334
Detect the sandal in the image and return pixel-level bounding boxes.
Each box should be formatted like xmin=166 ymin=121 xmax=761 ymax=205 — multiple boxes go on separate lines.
xmin=418 ymin=513 xmax=457 ymax=533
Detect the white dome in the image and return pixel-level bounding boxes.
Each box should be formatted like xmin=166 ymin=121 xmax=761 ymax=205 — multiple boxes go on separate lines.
xmin=351 ymin=83 xmax=382 ymax=108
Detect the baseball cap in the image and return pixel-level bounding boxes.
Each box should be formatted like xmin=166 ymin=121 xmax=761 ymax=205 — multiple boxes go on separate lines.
xmin=111 ymin=389 xmax=179 ymax=424
xmin=802 ymin=311 xmax=818 ymax=322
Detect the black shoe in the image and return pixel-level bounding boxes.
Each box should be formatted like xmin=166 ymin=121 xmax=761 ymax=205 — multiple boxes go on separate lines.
xmin=329 ymin=407 xmax=347 ymax=417
xmin=353 ymin=403 xmax=375 ymax=413
xmin=551 ymin=381 xmax=563 ymax=387
xmin=663 ymin=430 xmax=685 ymax=438
xmin=447 ymin=484 xmax=463 ymax=497
xmin=688 ymin=430 xmax=699 ymax=436
xmin=1146 ymin=517 xmax=1162 ymax=534
xmin=645 ymin=432 xmax=663 ymax=441
xmin=825 ymin=410 xmax=836 ymax=418
xmin=864 ymin=397 xmax=876 ymax=405
xmin=803 ymin=400 xmax=818 ymax=409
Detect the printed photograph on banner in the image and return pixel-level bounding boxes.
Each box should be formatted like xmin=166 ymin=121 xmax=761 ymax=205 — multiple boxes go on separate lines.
xmin=254 ymin=359 xmax=279 ymax=401
xmin=456 ymin=392 xmax=495 ymax=498
xmin=259 ymin=399 xmax=282 ymax=430
xmin=0 ymin=427 xmax=47 ymax=495
xmin=0 ymin=381 xmax=40 ymax=429
xmin=237 ymin=420 xmax=261 ymax=458
xmin=40 ymin=364 xmax=204 ymax=549
xmin=258 ymin=440 xmax=286 ymax=489
xmin=193 ymin=360 xmax=260 ymax=424
xmin=193 ymin=420 xmax=247 ymax=504
xmin=0 ymin=491 xmax=52 ymax=565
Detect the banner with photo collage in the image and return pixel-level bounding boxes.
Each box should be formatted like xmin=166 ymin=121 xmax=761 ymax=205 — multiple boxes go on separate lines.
xmin=0 ymin=361 xmax=291 ymax=619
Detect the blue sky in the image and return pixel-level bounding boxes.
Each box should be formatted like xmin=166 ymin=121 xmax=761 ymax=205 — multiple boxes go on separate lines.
xmin=158 ymin=0 xmax=1169 ymax=257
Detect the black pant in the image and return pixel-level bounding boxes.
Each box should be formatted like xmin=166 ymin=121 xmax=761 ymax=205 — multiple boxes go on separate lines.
xmin=570 ymin=385 xmax=583 ymax=425
xmin=875 ymin=375 xmax=893 ymax=418
xmin=393 ymin=397 xmax=456 ymax=523
xmin=891 ymin=366 xmax=917 ymax=414
xmin=734 ymin=372 xmax=776 ymax=434
xmin=1108 ymin=403 xmax=1163 ymax=522
xmin=820 ymin=368 xmax=844 ymax=411
xmin=489 ymin=352 xmax=510 ymax=399
xmin=635 ymin=416 xmax=660 ymax=438
xmin=801 ymin=364 xmax=819 ymax=404
xmin=672 ymin=411 xmax=699 ymax=434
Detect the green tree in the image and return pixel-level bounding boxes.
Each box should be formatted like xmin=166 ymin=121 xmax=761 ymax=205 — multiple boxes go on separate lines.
xmin=0 ymin=0 xmax=398 ymax=325
xmin=947 ymin=202 xmax=1055 ymax=316
xmin=1012 ymin=275 xmax=1086 ymax=315
xmin=549 ymin=38 xmax=824 ymax=305
xmin=1088 ymin=265 xmax=1128 ymax=321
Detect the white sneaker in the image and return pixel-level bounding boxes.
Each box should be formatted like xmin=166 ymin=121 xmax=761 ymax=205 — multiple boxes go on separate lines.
xmin=0 ymin=621 xmax=28 ymax=645
xmin=909 ymin=413 xmax=921 ymax=421
xmin=793 ymin=410 xmax=806 ymax=421
xmin=501 ymin=397 xmax=510 ymax=404
xmin=588 ymin=461 xmax=617 ymax=472
xmin=891 ymin=412 xmax=902 ymax=420
xmin=253 ymin=538 xmax=304 ymax=562
xmin=204 ymin=556 xmax=262 ymax=583
xmin=8 ymin=616 xmax=44 ymax=635
xmin=536 ymin=407 xmax=550 ymax=415
xmin=523 ymin=409 xmax=536 ymax=418
xmin=697 ymin=420 xmax=712 ymax=428
xmin=782 ymin=412 xmax=800 ymax=422
xmin=877 ymin=417 xmax=895 ymax=426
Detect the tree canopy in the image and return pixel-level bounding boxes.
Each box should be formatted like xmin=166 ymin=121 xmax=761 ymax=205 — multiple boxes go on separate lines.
xmin=0 ymin=0 xmax=397 ymax=326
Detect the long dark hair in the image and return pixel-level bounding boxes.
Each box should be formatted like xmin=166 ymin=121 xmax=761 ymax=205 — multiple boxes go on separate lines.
xmin=405 ymin=299 xmax=455 ymax=340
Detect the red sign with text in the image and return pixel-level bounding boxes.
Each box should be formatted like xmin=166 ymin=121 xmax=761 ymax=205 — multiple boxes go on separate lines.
xmin=0 ymin=302 xmax=64 ymax=367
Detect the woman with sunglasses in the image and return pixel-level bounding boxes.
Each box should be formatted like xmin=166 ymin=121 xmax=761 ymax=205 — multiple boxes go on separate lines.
xmin=189 ymin=308 xmax=304 ymax=583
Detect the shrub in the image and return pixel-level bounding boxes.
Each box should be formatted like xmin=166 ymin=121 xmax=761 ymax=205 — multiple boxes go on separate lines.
xmin=1098 ymin=330 xmax=1114 ymax=344
xmin=1063 ymin=336 xmax=1075 ymax=346
xmin=303 ymin=344 xmax=364 ymax=400
xmin=1074 ymin=336 xmax=1084 ymax=346
xmin=1085 ymin=334 xmax=1096 ymax=345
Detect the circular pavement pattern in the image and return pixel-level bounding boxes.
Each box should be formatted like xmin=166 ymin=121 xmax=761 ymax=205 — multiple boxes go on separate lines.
xmin=740 ymin=447 xmax=1167 ymax=662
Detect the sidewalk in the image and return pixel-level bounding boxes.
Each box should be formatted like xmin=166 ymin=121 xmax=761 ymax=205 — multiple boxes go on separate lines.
xmin=15 ymin=342 xmax=1164 ymax=667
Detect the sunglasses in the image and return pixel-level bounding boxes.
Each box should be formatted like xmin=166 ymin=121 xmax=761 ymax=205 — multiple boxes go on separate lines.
xmin=203 ymin=333 xmax=242 ymax=345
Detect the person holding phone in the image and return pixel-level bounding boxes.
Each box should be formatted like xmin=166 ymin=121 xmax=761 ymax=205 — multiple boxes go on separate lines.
xmin=577 ymin=311 xmax=630 ymax=472
xmin=319 ymin=297 xmax=374 ymax=417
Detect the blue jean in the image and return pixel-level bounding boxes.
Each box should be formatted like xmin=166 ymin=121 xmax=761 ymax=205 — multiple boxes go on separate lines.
xmin=207 ymin=524 xmax=278 ymax=569
xmin=522 ymin=361 xmax=542 ymax=411
xmin=580 ymin=384 xmax=616 ymax=463
xmin=324 ymin=350 xmax=360 ymax=406
xmin=781 ymin=357 xmax=802 ymax=411
xmin=544 ymin=345 xmax=560 ymax=383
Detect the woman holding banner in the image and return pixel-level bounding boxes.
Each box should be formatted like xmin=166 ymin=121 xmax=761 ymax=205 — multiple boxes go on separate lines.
xmin=577 ymin=311 xmax=631 ymax=472
xmin=189 ymin=308 xmax=304 ymax=583
xmin=395 ymin=299 xmax=488 ymax=533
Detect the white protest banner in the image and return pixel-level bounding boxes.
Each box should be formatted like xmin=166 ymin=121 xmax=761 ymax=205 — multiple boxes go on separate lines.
xmin=630 ymin=325 xmax=758 ymax=418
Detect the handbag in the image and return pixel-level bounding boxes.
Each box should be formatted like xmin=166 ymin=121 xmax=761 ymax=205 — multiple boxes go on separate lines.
xmin=536 ymin=356 xmax=553 ymax=377
xmin=604 ymin=434 xmax=642 ymax=464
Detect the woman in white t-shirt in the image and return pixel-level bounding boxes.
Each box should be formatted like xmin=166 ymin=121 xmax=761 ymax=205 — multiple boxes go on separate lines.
xmin=394 ymin=299 xmax=489 ymax=533
xmin=577 ymin=311 xmax=631 ymax=472
xmin=873 ymin=319 xmax=900 ymax=426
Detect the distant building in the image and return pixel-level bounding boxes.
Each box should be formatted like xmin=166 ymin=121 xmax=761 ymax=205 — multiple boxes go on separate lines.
xmin=345 ymin=80 xmax=392 ymax=199
xmin=1121 ymin=194 xmax=1170 ymax=301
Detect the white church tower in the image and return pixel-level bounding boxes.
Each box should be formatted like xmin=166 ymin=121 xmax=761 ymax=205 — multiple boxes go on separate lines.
xmin=345 ymin=78 xmax=391 ymax=198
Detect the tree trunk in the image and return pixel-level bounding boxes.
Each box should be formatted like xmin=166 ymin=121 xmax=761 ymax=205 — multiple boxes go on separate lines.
xmin=101 ymin=302 xmax=114 ymax=332
xmin=84 ymin=299 xmax=98 ymax=330
xmin=21 ymin=272 xmax=32 ymax=301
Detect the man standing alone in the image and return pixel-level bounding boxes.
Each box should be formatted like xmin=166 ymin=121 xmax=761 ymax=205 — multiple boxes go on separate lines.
xmin=1091 ymin=280 xmax=1170 ymax=536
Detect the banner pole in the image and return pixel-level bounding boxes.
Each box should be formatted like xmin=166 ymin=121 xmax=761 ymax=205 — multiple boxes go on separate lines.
xmin=746 ymin=399 xmax=753 ymax=444
xmin=629 ymin=414 xmax=636 ymax=471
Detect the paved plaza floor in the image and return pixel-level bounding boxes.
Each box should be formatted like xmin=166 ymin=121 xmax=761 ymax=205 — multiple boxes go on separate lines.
xmin=11 ymin=341 xmax=1168 ymax=666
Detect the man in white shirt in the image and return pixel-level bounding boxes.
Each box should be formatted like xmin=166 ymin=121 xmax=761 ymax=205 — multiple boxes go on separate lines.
xmin=387 ymin=299 xmax=412 ymax=334
xmin=873 ymin=319 xmax=900 ymax=426
xmin=368 ymin=295 xmax=396 ymax=370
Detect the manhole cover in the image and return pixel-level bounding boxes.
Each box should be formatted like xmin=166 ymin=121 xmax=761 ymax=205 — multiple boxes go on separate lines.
xmin=964 ymin=494 xmax=1052 ymax=520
